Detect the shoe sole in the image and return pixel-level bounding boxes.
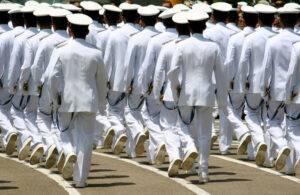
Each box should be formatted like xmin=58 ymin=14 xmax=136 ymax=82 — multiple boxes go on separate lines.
xmin=30 ymin=147 xmax=44 ymax=165
xmin=114 ymin=136 xmax=127 ymax=155
xmin=168 ymin=159 xmax=181 ymax=177
xmin=6 ymin=134 xmax=17 ymax=155
xmin=62 ymin=155 xmax=77 ymax=179
xmin=46 ymin=147 xmax=58 ymax=169
xmin=255 ymin=144 xmax=267 ymax=166
xmin=237 ymin=135 xmax=251 ymax=155
xmin=103 ymin=129 xmax=115 ymax=149
xmin=211 ymin=135 xmax=218 ymax=149
xmin=275 ymin=148 xmax=290 ymax=171
xmin=294 ymin=160 xmax=300 ymax=175
xmin=135 ymin=134 xmax=147 ymax=156
xmin=18 ymin=140 xmax=31 ymax=161
xmin=57 ymin=153 xmax=65 ymax=173
xmin=181 ymin=152 xmax=198 ymax=171
xmin=155 ymin=145 xmax=166 ymax=166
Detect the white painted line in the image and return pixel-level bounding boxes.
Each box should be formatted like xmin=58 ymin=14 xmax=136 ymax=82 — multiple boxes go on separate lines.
xmin=212 ymin=155 xmax=300 ymax=184
xmin=93 ymin=151 xmax=210 ymax=195
xmin=0 ymin=153 xmax=80 ymax=195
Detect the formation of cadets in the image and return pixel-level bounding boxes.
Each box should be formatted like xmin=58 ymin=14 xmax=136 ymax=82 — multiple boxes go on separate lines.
xmin=0 ymin=0 xmax=300 ymax=188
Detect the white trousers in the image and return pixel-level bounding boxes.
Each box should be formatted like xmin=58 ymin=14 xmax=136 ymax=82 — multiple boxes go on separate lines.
xmin=58 ymin=112 xmax=96 ymax=183
xmin=285 ymin=104 xmax=300 ymax=173
xmin=0 ymin=89 xmax=16 ymax=147
xmin=93 ymin=112 xmax=111 ymax=147
xmin=179 ymin=106 xmax=212 ymax=174
xmin=160 ymin=101 xmax=196 ymax=162
xmin=106 ymin=91 xmax=126 ymax=148
xmin=124 ymin=94 xmax=145 ymax=157
xmin=266 ymin=100 xmax=288 ymax=155
xmin=142 ymin=97 xmax=164 ymax=163
xmin=219 ymin=106 xmax=232 ymax=153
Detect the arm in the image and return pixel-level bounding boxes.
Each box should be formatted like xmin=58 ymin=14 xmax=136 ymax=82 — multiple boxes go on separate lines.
xmin=7 ymin=42 xmax=22 ymax=93
xmin=152 ymin=48 xmax=166 ymax=101
xmin=19 ymin=41 xmax=34 ymax=92
xmin=167 ymin=47 xmax=182 ymax=102
xmin=286 ymin=46 xmax=299 ymax=103
xmin=261 ymin=41 xmax=272 ymax=98
xmin=224 ymin=38 xmax=235 ymax=89
xmin=31 ymin=45 xmax=45 ymax=94
xmin=96 ymin=53 xmax=108 ymax=115
xmin=103 ymin=36 xmax=114 ymax=83
xmin=123 ymin=39 xmax=136 ymax=93
xmin=48 ymin=53 xmax=62 ymax=107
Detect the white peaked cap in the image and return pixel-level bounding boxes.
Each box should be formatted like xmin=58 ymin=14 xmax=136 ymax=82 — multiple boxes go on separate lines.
xmin=159 ymin=8 xmax=178 ymax=19
xmin=186 ymin=10 xmax=209 ymax=21
xmin=238 ymin=2 xmax=248 ymax=6
xmin=155 ymin=5 xmax=168 ymax=12
xmin=254 ymin=4 xmax=277 ymax=14
xmin=211 ymin=2 xmax=232 ymax=12
xmin=33 ymin=7 xmax=52 ymax=17
xmin=241 ymin=6 xmax=258 ymax=14
xmin=173 ymin=3 xmax=190 ymax=12
xmin=99 ymin=8 xmax=105 ymax=15
xmin=20 ymin=5 xmax=37 ymax=13
xmin=8 ymin=7 xmax=23 ymax=14
xmin=39 ymin=2 xmax=50 ymax=7
xmin=61 ymin=4 xmax=81 ymax=12
xmin=192 ymin=2 xmax=212 ymax=13
xmin=103 ymin=4 xmax=122 ymax=13
xmin=138 ymin=6 xmax=160 ymax=16
xmin=52 ymin=3 xmax=64 ymax=8
xmin=284 ymin=3 xmax=300 ymax=9
xmin=67 ymin=13 xmax=92 ymax=25
xmin=50 ymin=8 xmax=72 ymax=17
xmin=0 ymin=3 xmax=18 ymax=11
xmin=80 ymin=1 xmax=102 ymax=11
xmin=119 ymin=2 xmax=140 ymax=11
xmin=172 ymin=11 xmax=188 ymax=24
xmin=24 ymin=0 xmax=39 ymax=6
xmin=278 ymin=6 xmax=300 ymax=14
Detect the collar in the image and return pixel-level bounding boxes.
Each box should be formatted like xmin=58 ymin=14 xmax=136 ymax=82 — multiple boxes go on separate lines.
xmin=144 ymin=26 xmax=156 ymax=31
xmin=73 ymin=38 xmax=86 ymax=44
xmin=40 ymin=28 xmax=52 ymax=33
xmin=14 ymin=26 xmax=24 ymax=30
xmin=243 ymin=26 xmax=254 ymax=32
xmin=165 ymin=28 xmax=177 ymax=34
xmin=55 ymin=29 xmax=68 ymax=36
xmin=216 ymin=22 xmax=226 ymax=27
xmin=192 ymin=33 xmax=204 ymax=39
xmin=178 ymin=35 xmax=189 ymax=39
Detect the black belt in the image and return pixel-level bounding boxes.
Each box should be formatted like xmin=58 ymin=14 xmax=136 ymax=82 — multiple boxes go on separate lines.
xmin=127 ymin=93 xmax=144 ymax=111
xmin=228 ymin=92 xmax=244 ymax=111
xmin=245 ymin=95 xmax=264 ymax=111
xmin=107 ymin=92 xmax=126 ymax=106
xmin=266 ymin=101 xmax=285 ymax=120
xmin=178 ymin=106 xmax=195 ymax=125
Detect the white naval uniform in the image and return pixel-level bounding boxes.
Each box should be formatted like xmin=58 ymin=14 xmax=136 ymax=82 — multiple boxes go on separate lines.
xmin=7 ymin=27 xmax=39 ymax=151
xmin=86 ymin=20 xmax=106 ymax=46
xmin=204 ymin=22 xmax=235 ymax=153
xmin=123 ymin=26 xmax=159 ymax=157
xmin=226 ymin=23 xmax=241 ymax=33
xmin=139 ymin=27 xmax=177 ymax=163
xmin=285 ymin=42 xmax=300 ymax=174
xmin=153 ymin=35 xmax=197 ymax=163
xmin=49 ymin=38 xmax=107 ymax=183
xmin=154 ymin=21 xmax=165 ymax=33
xmin=104 ymin=23 xmax=140 ymax=150
xmin=19 ymin=29 xmax=52 ymax=150
xmin=168 ymin=33 xmax=227 ymax=174
xmin=225 ymin=26 xmax=255 ymax=158
xmin=0 ymin=25 xmax=23 ymax=147
xmin=235 ymin=26 xmax=277 ymax=161
xmin=261 ymin=29 xmax=300 ymax=168
xmin=30 ymin=30 xmax=69 ymax=154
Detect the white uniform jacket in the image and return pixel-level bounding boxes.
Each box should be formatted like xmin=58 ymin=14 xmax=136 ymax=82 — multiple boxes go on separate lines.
xmin=123 ymin=26 xmax=159 ymax=95
xmin=104 ymin=23 xmax=140 ymax=92
xmin=96 ymin=25 xmax=117 ymax=58
xmin=226 ymin=23 xmax=241 ymax=33
xmin=0 ymin=26 xmax=25 ymax=88
xmin=7 ymin=27 xmax=38 ymax=94
xmin=261 ymin=28 xmax=300 ymax=101
xmin=234 ymin=27 xmax=277 ymax=94
xmin=153 ymin=35 xmax=189 ymax=102
xmin=139 ymin=28 xmax=177 ymax=95
xmin=0 ymin=24 xmax=11 ymax=34
xmin=86 ymin=20 xmax=106 ymax=46
xmin=225 ymin=27 xmax=254 ymax=90
xmin=168 ymin=33 xmax=227 ymax=108
xmin=49 ymin=38 xmax=107 ymax=114
xmin=286 ymin=42 xmax=300 ymax=104
xmin=19 ymin=29 xmax=52 ymax=95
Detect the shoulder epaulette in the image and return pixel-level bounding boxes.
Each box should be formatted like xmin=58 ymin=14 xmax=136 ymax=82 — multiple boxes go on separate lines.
xmin=129 ymin=31 xmax=139 ymax=37
xmin=293 ymin=41 xmax=300 ymax=45
xmin=175 ymin=38 xmax=187 ymax=44
xmin=27 ymin=33 xmax=37 ymax=40
xmin=0 ymin=31 xmax=4 ymax=35
xmin=151 ymin=32 xmax=161 ymax=38
xmin=55 ymin=41 xmax=68 ymax=48
xmin=230 ymin=32 xmax=238 ymax=37
xmin=39 ymin=34 xmax=51 ymax=41
xmin=96 ymin=29 xmax=106 ymax=34
xmin=162 ymin=39 xmax=173 ymax=45
xmin=14 ymin=31 xmax=24 ymax=38
xmin=245 ymin=31 xmax=255 ymax=37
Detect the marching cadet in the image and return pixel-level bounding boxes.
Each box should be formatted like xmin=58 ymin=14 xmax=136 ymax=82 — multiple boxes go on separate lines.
xmin=139 ymin=8 xmax=178 ymax=165
xmin=168 ymin=10 xmax=227 ymax=183
xmin=30 ymin=8 xmax=71 ymax=169
xmin=235 ymin=4 xmax=277 ymax=167
xmin=104 ymin=2 xmax=140 ymax=155
xmin=0 ymin=5 xmax=24 ymax=155
xmin=80 ymin=1 xmax=109 ymax=150
xmin=226 ymin=5 xmax=241 ymax=33
xmin=48 ymin=13 xmax=107 ymax=187
xmin=261 ymin=6 xmax=300 ymax=172
xmin=19 ymin=7 xmax=53 ymax=165
xmin=225 ymin=5 xmax=258 ymax=158
xmin=7 ymin=5 xmax=39 ymax=161
xmin=203 ymin=2 xmax=234 ymax=155
xmin=286 ymin=39 xmax=300 ymax=176
xmin=80 ymin=1 xmax=104 ymax=46
xmin=123 ymin=6 xmax=160 ymax=158
xmin=191 ymin=2 xmax=214 ymax=29
xmin=154 ymin=5 xmax=167 ymax=33
xmin=0 ymin=4 xmax=12 ymax=33
xmin=153 ymin=11 xmax=198 ymax=177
